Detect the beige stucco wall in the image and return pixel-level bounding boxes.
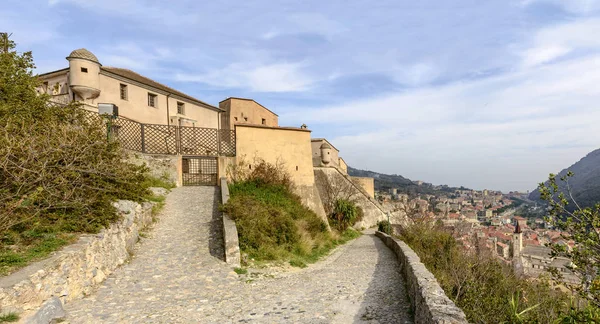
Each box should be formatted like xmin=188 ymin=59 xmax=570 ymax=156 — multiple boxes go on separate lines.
xmin=339 ymin=157 xmax=348 ymax=174
xmin=311 ymin=139 xmax=340 ymax=167
xmin=68 ymin=58 xmax=100 ymax=100
xmin=93 ymin=75 xmax=219 ymax=127
xmin=351 ymin=176 xmax=375 ymax=199
xmin=235 ymin=125 xmax=314 ymax=186
xmin=40 ymin=65 xmax=219 ymax=127
xmin=220 ymin=98 xmax=278 ymax=129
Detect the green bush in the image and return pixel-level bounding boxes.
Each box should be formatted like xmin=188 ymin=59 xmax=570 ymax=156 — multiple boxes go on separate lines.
xmin=377 ymin=220 xmax=392 ymax=234
xmin=329 ymin=199 xmax=362 ymax=231
xmin=0 ymin=37 xmax=162 ymax=276
xmin=224 ymin=160 xmax=359 ymax=267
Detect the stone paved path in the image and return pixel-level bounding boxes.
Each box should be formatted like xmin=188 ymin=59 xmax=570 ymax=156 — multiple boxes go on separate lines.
xmin=65 ymin=187 xmax=413 ymax=323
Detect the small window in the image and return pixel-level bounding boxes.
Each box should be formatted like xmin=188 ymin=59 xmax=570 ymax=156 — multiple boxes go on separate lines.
xmin=262 ymin=118 xmax=266 ymax=125
xmin=177 ymin=102 xmax=185 ymax=115
xmin=120 ymin=84 xmax=128 ymax=100
xmin=234 ymin=117 xmax=238 ymax=121
xmin=81 ymin=67 xmax=88 ymax=73
xmin=244 ymin=117 xmax=248 ymax=121
xmin=148 ymin=93 xmax=157 ymax=107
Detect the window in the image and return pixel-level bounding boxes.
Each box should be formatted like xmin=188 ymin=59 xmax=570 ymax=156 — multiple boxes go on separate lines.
xmin=120 ymin=84 xmax=128 ymax=100
xmin=244 ymin=117 xmax=248 ymax=121
xmin=177 ymin=102 xmax=185 ymax=115
xmin=262 ymin=118 xmax=266 ymax=125
xmin=234 ymin=117 xmax=238 ymax=121
xmin=81 ymin=67 xmax=88 ymax=73
xmin=148 ymin=93 xmax=157 ymax=107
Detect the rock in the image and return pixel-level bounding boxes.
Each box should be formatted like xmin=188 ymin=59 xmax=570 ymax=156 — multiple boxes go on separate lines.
xmin=149 ymin=187 xmax=169 ymax=197
xmin=25 ymin=297 xmax=65 ymax=324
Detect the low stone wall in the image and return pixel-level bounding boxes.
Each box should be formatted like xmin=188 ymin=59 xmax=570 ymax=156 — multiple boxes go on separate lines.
xmin=375 ymin=231 xmax=468 ymax=324
xmin=220 ymin=177 xmax=241 ymax=268
xmin=0 ymin=200 xmax=156 ymax=321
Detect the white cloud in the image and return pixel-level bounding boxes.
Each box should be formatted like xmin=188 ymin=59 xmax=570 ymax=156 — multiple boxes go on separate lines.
xmin=176 ymin=62 xmax=315 ymax=92
xmin=282 ymin=53 xmax=600 ymax=191
xmin=521 ymin=0 xmax=600 ymax=14
xmin=520 ymin=18 xmax=600 ymax=67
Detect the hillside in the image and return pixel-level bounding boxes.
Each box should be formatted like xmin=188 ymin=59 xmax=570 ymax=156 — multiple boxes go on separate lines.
xmin=347 ymin=166 xmax=470 ymax=196
xmin=529 ymin=148 xmax=600 ymax=210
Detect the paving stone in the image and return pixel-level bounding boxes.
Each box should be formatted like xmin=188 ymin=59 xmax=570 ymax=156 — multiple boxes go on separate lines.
xmin=64 ymin=187 xmax=413 ymax=323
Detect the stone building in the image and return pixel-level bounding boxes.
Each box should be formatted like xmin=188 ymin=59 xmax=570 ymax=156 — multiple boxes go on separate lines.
xmin=511 ymin=222 xmax=577 ymax=282
xmin=38 ymin=48 xmax=222 ymax=127
xmin=219 ymin=97 xmax=278 ymax=130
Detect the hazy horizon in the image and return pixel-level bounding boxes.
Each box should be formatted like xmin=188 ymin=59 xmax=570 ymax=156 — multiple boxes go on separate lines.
xmin=3 ymin=0 xmax=599 ymax=192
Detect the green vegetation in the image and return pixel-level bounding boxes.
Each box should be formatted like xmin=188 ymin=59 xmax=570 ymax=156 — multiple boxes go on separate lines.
xmin=329 ymin=199 xmax=362 ymax=232
xmin=398 ymin=221 xmax=577 ymax=323
xmin=377 ymin=220 xmax=392 ymax=234
xmin=223 ymin=159 xmax=360 ymax=268
xmin=0 ymin=36 xmax=167 ymax=276
xmin=234 ymin=267 xmax=248 ymax=275
xmin=540 ymin=171 xmax=600 ymax=311
xmin=0 ymin=312 xmax=19 ymax=323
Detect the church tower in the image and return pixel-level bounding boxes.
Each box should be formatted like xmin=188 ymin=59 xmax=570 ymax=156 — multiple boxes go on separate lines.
xmin=512 ymin=221 xmax=524 ymax=275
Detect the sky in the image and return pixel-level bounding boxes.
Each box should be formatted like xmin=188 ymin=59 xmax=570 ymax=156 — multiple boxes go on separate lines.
xmin=2 ymin=0 xmax=600 ymax=192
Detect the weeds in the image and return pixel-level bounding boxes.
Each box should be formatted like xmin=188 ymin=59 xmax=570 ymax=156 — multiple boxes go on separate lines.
xmin=0 ymin=312 xmax=19 ymax=323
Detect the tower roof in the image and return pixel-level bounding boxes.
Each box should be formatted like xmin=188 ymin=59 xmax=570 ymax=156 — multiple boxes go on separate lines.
xmin=514 ymin=221 xmax=522 ymax=234
xmin=67 ymin=48 xmax=100 ymax=64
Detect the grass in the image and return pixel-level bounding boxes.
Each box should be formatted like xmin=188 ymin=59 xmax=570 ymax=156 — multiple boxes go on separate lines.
xmin=234 ymin=267 xmax=248 ymax=275
xmin=0 ymin=313 xmax=19 ymax=323
xmin=0 ymin=229 xmax=76 ymax=276
xmin=223 ymin=178 xmax=362 ymax=268
xmin=0 ymin=175 xmax=172 ymax=277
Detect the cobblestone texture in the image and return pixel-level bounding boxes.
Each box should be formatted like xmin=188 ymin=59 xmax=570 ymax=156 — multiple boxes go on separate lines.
xmin=64 ymin=187 xmax=413 ymax=323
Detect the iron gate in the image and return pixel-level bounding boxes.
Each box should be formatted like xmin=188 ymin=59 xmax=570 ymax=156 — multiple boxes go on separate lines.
xmin=182 ymin=156 xmax=218 ymax=186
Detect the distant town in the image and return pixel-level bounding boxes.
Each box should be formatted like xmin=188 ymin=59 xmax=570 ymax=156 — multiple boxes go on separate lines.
xmin=377 ymin=182 xmax=576 ymax=281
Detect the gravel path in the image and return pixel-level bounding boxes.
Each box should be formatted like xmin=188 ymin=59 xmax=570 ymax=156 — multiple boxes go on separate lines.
xmin=65 ymin=187 xmax=413 ymax=323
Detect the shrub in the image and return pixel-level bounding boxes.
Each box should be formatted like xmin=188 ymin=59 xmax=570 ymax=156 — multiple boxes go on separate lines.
xmin=224 ymin=160 xmax=358 ymax=267
xmin=0 ymin=37 xmax=159 ymax=276
xmin=397 ymin=221 xmax=571 ymax=323
xmin=377 ymin=220 xmax=392 ymax=234
xmin=329 ymin=199 xmax=362 ymax=231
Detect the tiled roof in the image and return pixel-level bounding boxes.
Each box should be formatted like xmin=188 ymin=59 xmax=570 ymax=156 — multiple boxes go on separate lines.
xmin=67 ymin=48 xmax=100 ymax=64
xmin=101 ymin=67 xmax=221 ymax=111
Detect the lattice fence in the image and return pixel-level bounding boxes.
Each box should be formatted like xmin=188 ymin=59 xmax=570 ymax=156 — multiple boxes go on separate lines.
xmin=80 ymin=110 xmax=235 ymax=156
xmin=179 ymin=126 xmax=219 ymax=156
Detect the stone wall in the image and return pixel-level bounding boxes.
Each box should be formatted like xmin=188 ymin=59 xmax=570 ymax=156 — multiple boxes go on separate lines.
xmin=127 ymin=153 xmax=182 ymax=187
xmin=220 ymin=177 xmax=241 ymax=268
xmin=375 ymin=231 xmax=468 ymax=324
xmin=0 ymin=199 xmax=157 ymax=321
xmin=314 ymin=167 xmax=386 ymax=229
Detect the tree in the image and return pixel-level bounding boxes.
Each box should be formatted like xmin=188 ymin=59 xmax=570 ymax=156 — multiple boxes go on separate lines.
xmin=538 ymin=171 xmax=600 ymax=308
xmin=0 ymin=36 xmax=151 ymax=235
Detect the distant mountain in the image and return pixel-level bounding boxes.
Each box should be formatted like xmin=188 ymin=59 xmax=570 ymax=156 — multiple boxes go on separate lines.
xmin=529 ymin=148 xmax=600 ymax=210
xmin=347 ymin=166 xmax=470 ymax=196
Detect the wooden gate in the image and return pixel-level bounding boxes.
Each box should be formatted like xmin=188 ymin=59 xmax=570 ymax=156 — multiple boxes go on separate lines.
xmin=182 ymin=156 xmax=218 ymax=186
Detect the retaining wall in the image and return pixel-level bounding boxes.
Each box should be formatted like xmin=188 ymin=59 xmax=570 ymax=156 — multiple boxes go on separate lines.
xmin=375 ymin=231 xmax=468 ymax=324
xmin=220 ymin=177 xmax=241 ymax=267
xmin=0 ymin=200 xmax=157 ymax=322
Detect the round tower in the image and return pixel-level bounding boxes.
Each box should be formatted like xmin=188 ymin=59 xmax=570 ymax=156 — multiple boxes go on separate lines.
xmin=320 ymin=142 xmax=332 ymax=166
xmin=66 ymin=48 xmax=101 ymax=101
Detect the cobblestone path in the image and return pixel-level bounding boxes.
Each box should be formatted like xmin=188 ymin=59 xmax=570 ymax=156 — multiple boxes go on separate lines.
xmin=65 ymin=187 xmax=413 ymax=323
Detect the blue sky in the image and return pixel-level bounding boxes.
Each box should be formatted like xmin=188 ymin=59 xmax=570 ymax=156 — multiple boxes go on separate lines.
xmin=3 ymin=0 xmax=600 ymax=192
